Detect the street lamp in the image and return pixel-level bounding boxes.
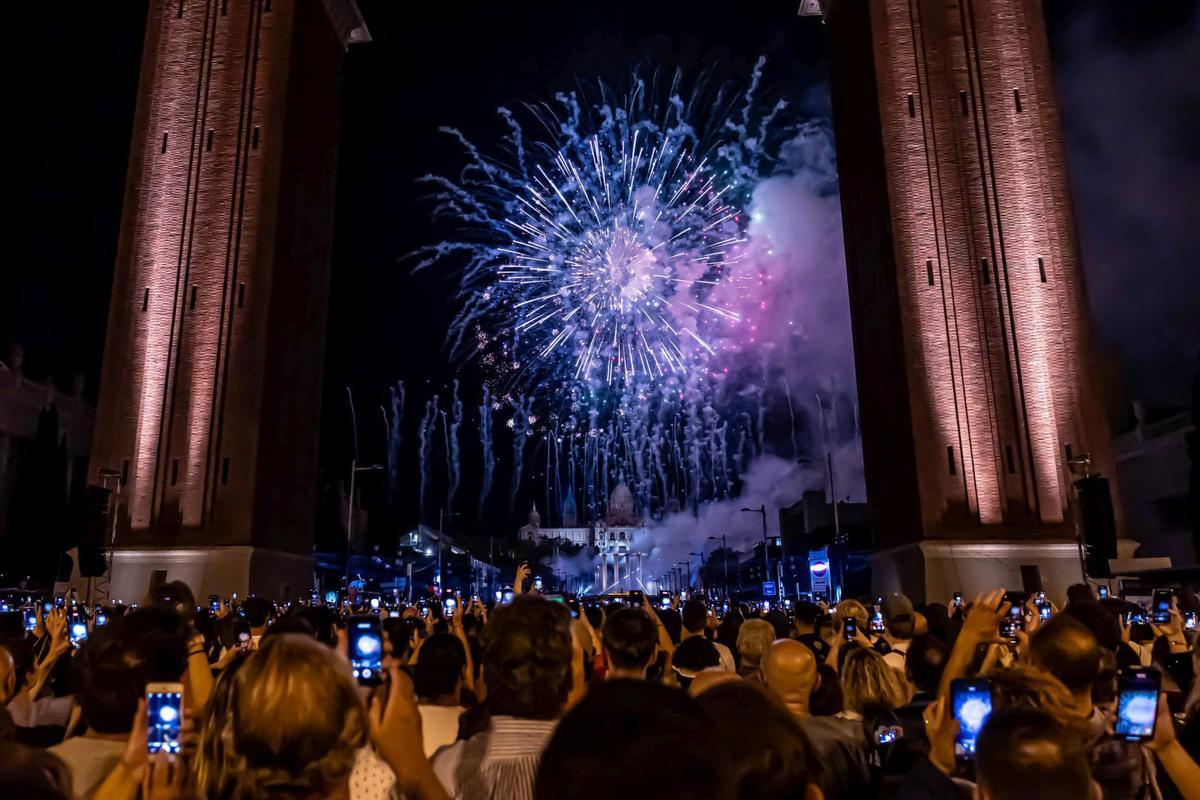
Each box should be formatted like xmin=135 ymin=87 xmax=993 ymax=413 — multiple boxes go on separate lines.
xmin=346 ymin=462 xmax=384 ymax=585
xmin=707 ymin=535 xmax=730 ymax=599
xmin=741 ymin=505 xmax=771 ymax=597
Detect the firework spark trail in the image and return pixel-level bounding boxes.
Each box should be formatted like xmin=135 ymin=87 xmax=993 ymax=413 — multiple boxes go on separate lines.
xmin=417 ymin=396 xmax=438 ymax=523
xmin=509 ymin=395 xmax=532 ymax=516
xmin=386 ymin=382 xmax=405 ymax=502
xmin=478 ymin=388 xmax=494 ymax=522
xmin=448 ymin=380 xmax=463 ymax=513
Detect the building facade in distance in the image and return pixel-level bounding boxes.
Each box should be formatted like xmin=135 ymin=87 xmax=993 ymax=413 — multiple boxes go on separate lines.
xmin=87 ymin=0 xmax=368 ymax=600
xmin=811 ymin=0 xmax=1120 ymax=600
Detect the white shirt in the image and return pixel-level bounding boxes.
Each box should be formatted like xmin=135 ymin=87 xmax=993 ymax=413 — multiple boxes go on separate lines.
xmin=883 ymin=640 xmax=909 ymax=673
xmin=432 ymin=716 xmax=557 ymax=800
xmin=418 ymin=704 xmax=465 ymax=757
xmin=713 ymin=641 xmax=737 ymax=672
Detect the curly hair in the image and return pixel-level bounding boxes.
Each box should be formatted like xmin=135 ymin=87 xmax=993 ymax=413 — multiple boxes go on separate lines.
xmin=224 ymin=634 xmax=367 ymax=799
xmin=483 ymin=595 xmax=574 ymax=719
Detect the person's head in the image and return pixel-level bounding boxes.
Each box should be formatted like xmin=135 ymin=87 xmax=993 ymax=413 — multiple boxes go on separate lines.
xmin=145 ymin=580 xmax=196 ymax=624
xmin=0 ymin=741 xmax=73 ymax=800
xmin=840 ymin=646 xmax=911 ymax=714
xmin=792 ymin=601 xmax=820 ymax=634
xmin=241 ymin=596 xmax=273 ymax=629
xmin=230 ymin=634 xmax=366 ymax=797
xmin=761 ymin=638 xmax=817 ymax=718
xmin=414 ymin=632 xmax=467 ymax=701
xmin=601 ymin=608 xmax=658 ymax=678
xmin=736 ymin=619 xmax=776 ymax=669
xmin=809 ymin=663 xmax=844 ymax=716
xmin=695 ymin=680 xmax=825 ymax=800
xmin=833 ymin=600 xmax=868 ymax=636
xmin=976 ymin=707 xmax=1098 ymax=800
xmin=687 ymin=668 xmax=742 ymax=698
xmin=1063 ymin=602 xmax=1122 ymax=653
xmin=261 ymin=615 xmax=316 ymax=642
xmin=765 ymin=609 xmax=791 ymax=640
xmin=1029 ymin=615 xmax=1102 ymax=702
xmin=658 ymin=608 xmax=682 ymax=645
xmin=986 ymin=665 xmax=1085 ymax=730
xmin=0 ymin=646 xmax=15 ymax=705
xmin=194 ymin=649 xmax=252 ymax=799
xmin=293 ymin=605 xmax=338 ymax=648
xmin=535 ymin=680 xmax=736 ymax=800
xmin=671 ymin=636 xmax=721 ymax=689
xmin=905 ymin=634 xmax=950 ymax=694
xmin=78 ymin=606 xmax=189 ymax=734
xmin=582 ymin=605 xmax=604 ymax=631
xmin=881 ymin=593 xmax=915 ymax=640
xmin=1065 ymin=583 xmax=1096 ymax=607
xmin=482 ymin=595 xmax=574 ymax=719
xmin=681 ymin=599 xmax=708 ymax=634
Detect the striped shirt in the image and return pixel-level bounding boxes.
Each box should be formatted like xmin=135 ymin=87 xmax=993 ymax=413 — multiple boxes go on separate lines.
xmin=432 ymin=716 xmax=558 ymax=800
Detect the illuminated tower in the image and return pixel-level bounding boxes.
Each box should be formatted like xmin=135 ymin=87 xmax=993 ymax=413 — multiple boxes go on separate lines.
xmin=811 ymin=0 xmax=1115 ymax=596
xmin=87 ymin=0 xmax=368 ymax=599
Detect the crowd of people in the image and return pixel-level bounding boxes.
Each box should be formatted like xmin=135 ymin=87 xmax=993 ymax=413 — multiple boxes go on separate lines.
xmin=6 ymin=571 xmax=1200 ymax=799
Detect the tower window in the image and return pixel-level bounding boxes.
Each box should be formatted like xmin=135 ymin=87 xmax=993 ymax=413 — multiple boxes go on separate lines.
xmin=206 ymin=129 xmax=214 ymax=151
xmin=221 ymin=457 xmax=230 ymax=486
xmin=907 ymin=93 xmax=916 ymax=118
xmin=141 ymin=288 xmax=150 ymax=312
xmin=221 ymin=0 xmax=228 ymax=15
xmin=252 ymin=125 xmax=260 ymax=149
xmin=121 ymin=459 xmax=130 ymax=485
xmin=1064 ymin=443 xmax=1074 ymax=461
xmin=161 ymin=132 xmax=168 ymax=153
xmin=1005 ymin=444 xmax=1017 ymax=474
xmin=237 ymin=282 xmax=246 ymax=309
xmin=947 ymin=446 xmax=957 ymax=476
xmin=177 ymin=0 xmax=184 ymax=19
xmin=265 ymin=0 xmax=273 ymax=10
xmin=959 ymin=90 xmax=969 ymax=116
xmin=1038 ymin=257 xmax=1047 ymax=283
xmin=1013 ymin=88 xmax=1023 ymax=113
xmin=189 ymin=285 xmax=198 ymax=310
xmin=981 ymin=258 xmax=991 ymax=285
xmin=926 ymin=259 xmax=935 ymax=286
xmin=170 ymin=458 xmax=180 ymax=487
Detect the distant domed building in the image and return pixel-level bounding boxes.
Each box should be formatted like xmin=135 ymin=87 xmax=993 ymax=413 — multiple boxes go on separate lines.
xmin=517 ymin=503 xmax=541 ymax=544
xmin=606 ymin=481 xmax=640 ymax=526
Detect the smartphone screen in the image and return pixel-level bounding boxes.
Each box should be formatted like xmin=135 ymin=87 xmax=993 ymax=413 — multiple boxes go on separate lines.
xmin=146 ymin=684 xmax=184 ymax=754
xmin=325 ymin=590 xmax=338 ymax=606
xmin=999 ymin=604 xmax=1024 ymax=641
xmin=23 ymin=608 xmax=36 ymax=631
xmin=348 ymin=616 xmax=384 ymax=685
xmin=1186 ymin=612 xmax=1197 ymax=632
xmin=1098 ymin=586 xmax=1109 ymax=599
xmin=843 ymin=616 xmax=858 ymax=641
xmin=1038 ymin=601 xmax=1052 ymax=620
xmin=953 ymin=592 xmax=963 ymax=605
xmin=870 ymin=611 xmax=885 ymax=633
xmin=1152 ymin=590 xmax=1172 ymax=625
xmin=208 ymin=594 xmax=220 ymax=614
xmin=1115 ymin=668 xmax=1161 ymax=741
xmin=629 ymin=590 xmax=644 ymax=608
xmin=68 ymin=613 xmax=88 ymax=645
xmin=951 ymin=678 xmax=993 ymax=759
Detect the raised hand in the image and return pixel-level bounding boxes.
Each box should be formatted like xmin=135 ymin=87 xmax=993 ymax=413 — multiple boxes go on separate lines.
xmin=514 ymin=563 xmax=531 ymax=595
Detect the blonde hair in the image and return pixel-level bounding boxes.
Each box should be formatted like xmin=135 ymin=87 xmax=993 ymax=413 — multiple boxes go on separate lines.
xmin=193 ymin=649 xmax=250 ymax=799
xmin=834 ymin=600 xmax=869 ymax=635
xmin=736 ymin=619 xmax=776 ymax=665
xmin=226 ymin=634 xmax=367 ymax=798
xmin=841 ymin=647 xmax=912 ymax=713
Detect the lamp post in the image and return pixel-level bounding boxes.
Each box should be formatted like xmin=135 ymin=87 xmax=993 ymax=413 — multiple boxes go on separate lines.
xmin=346 ymin=462 xmax=384 ymax=585
xmin=741 ymin=505 xmax=771 ymax=596
xmin=708 ymin=535 xmax=729 ymax=599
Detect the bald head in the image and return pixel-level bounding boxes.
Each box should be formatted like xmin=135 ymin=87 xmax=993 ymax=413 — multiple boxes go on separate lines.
xmin=687 ymin=667 xmax=742 ymax=698
xmin=761 ymin=639 xmax=816 ymax=718
xmin=1029 ymin=615 xmax=1101 ymax=699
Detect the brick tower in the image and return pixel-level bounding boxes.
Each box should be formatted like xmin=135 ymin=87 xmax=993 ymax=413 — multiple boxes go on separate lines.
xmin=86 ymin=0 xmax=368 ymax=600
xmin=810 ymin=0 xmax=1116 ymax=600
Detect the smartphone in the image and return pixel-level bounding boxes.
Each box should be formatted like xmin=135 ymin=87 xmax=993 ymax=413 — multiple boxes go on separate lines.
xmin=953 ymin=592 xmax=963 ymax=606
xmin=347 ymin=615 xmax=384 ymax=685
xmin=23 ymin=608 xmax=36 ymax=632
xmin=369 ymin=596 xmax=381 ymax=611
xmin=1152 ymin=589 xmax=1173 ymax=625
xmin=146 ymin=682 xmax=184 ymax=754
xmin=1098 ymin=586 xmax=1109 ymax=599
xmin=68 ymin=612 xmax=88 ymax=645
xmin=208 ymin=594 xmax=220 ymax=614
xmin=660 ymin=596 xmax=671 ymax=610
xmin=309 ymin=590 xmax=320 ymax=606
xmin=1038 ymin=601 xmax=1052 ymax=620
xmin=870 ymin=610 xmax=886 ymax=634
xmin=42 ymin=600 xmax=53 ymax=614
xmin=95 ymin=611 xmax=109 ymax=627
xmin=629 ymin=590 xmax=644 ymax=608
xmin=951 ymin=678 xmax=994 ymax=759
xmin=53 ymin=596 xmax=65 ymax=610
xmin=1115 ymin=668 xmax=1161 ymax=741
xmin=233 ymin=617 xmax=251 ymax=646
xmin=842 ymin=616 xmax=858 ymax=642
xmin=1036 ymin=590 xmax=1046 ymax=602
xmin=324 ymin=590 xmax=338 ymax=606
xmin=1186 ymin=612 xmax=1197 ymax=632
xmin=444 ymin=597 xmax=458 ymax=612
xmin=999 ymin=604 xmax=1024 ymax=642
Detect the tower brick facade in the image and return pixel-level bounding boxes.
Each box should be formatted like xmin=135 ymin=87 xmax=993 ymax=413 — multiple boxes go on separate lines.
xmin=87 ymin=0 xmax=367 ymax=599
xmin=819 ymin=0 xmax=1114 ymax=579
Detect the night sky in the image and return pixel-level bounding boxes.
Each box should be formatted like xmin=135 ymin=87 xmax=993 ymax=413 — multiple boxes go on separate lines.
xmin=3 ymin=1 xmax=1197 ymax=543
